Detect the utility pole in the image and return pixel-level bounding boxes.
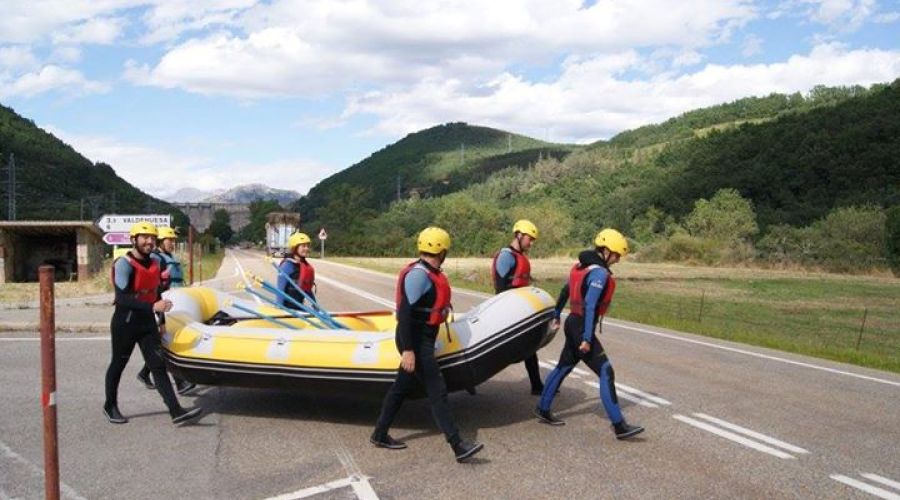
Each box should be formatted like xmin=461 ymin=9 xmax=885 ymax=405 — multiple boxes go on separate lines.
xmin=508 ymin=134 xmax=512 ymax=153
xmin=396 ymin=173 xmax=401 ymax=202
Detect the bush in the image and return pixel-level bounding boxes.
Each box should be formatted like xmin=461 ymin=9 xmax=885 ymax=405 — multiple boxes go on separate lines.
xmin=887 ymin=206 xmax=900 ymax=276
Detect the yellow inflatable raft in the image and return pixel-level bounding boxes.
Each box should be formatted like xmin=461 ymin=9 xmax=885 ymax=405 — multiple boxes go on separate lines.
xmin=161 ymin=286 xmax=557 ymax=394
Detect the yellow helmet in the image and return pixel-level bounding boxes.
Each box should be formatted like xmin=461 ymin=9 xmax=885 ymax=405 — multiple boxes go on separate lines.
xmin=157 ymin=226 xmax=177 ymax=240
xmin=417 ymin=226 xmax=451 ymax=254
xmin=594 ymin=228 xmax=629 ymax=256
xmin=288 ymin=232 xmax=311 ymax=249
xmin=513 ymin=219 xmax=538 ymax=240
xmin=129 ymin=221 xmax=158 ymax=237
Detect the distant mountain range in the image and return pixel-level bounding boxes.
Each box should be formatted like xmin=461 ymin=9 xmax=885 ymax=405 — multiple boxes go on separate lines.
xmin=164 ymin=183 xmax=301 ymax=205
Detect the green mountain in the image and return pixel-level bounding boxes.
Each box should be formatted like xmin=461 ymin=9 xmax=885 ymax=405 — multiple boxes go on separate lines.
xmin=0 ymin=103 xmax=187 ymax=227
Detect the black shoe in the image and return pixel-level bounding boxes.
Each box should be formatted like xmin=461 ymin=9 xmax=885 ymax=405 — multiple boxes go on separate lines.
xmin=136 ymin=370 xmax=155 ymax=390
xmin=175 ymin=380 xmax=197 ymax=395
xmin=452 ymin=440 xmax=484 ymax=463
xmin=369 ymin=432 xmax=407 ymax=450
xmin=171 ymin=407 xmax=203 ymax=426
xmin=530 ymin=384 xmax=545 ymax=396
xmin=533 ymin=407 xmax=565 ymax=426
xmin=613 ymin=421 xmax=645 ymax=440
xmin=103 ymin=404 xmax=128 ymax=424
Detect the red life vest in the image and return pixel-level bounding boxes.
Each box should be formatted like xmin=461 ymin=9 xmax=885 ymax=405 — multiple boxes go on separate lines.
xmin=568 ymin=263 xmax=616 ymax=317
xmin=297 ymin=259 xmax=315 ymax=294
xmin=491 ymin=247 xmax=532 ymax=289
xmin=395 ymin=260 xmax=452 ymax=326
xmin=111 ymin=254 xmax=161 ymax=304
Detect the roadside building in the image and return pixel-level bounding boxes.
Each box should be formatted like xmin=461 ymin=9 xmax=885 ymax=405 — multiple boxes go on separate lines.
xmin=0 ymin=221 xmax=105 ymax=283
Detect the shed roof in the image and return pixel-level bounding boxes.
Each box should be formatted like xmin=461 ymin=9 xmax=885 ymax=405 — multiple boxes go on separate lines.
xmin=0 ymin=221 xmax=104 ymax=238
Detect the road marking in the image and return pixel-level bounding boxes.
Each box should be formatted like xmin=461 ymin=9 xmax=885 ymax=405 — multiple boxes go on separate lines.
xmin=583 ymin=380 xmax=658 ymax=407
xmin=862 ymin=474 xmax=900 ymax=491
xmin=315 ymin=274 xmax=395 ymax=309
xmin=263 ymin=476 xmax=359 ymax=499
xmin=230 ymin=252 xmax=261 ymax=304
xmin=538 ymin=360 xmax=582 ymax=379
xmin=672 ymin=414 xmax=796 ymax=459
xmin=615 ymin=383 xmax=672 ymax=406
xmin=831 ymin=474 xmax=900 ymax=500
xmin=691 ymin=413 xmax=808 ymax=454
xmin=0 ymin=439 xmax=87 ymax=500
xmin=608 ymin=320 xmax=900 ymax=388
xmin=572 ymin=367 xmax=591 ymax=377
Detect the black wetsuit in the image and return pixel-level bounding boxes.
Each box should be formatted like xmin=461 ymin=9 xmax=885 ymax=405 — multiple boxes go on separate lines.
xmin=492 ymin=247 xmax=543 ymax=393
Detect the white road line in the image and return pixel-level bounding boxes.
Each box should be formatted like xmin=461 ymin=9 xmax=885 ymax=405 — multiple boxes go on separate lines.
xmin=672 ymin=414 xmax=795 ymax=459
xmin=0 ymin=440 xmax=87 ymax=500
xmin=262 ymin=477 xmax=356 ymax=499
xmin=334 ymin=446 xmax=379 ymax=500
xmin=583 ymin=380 xmax=658 ymax=408
xmin=314 ymin=274 xmax=395 ymax=309
xmin=615 ymin=383 xmax=672 ymax=406
xmin=831 ymin=475 xmax=900 ymax=500
xmin=608 ymin=320 xmax=900 ymax=388
xmin=230 ymin=253 xmax=261 ymax=304
xmin=862 ymin=474 xmax=900 ymax=491
xmin=572 ymin=367 xmax=591 ymax=377
xmin=691 ymin=413 xmax=808 ymax=454
xmin=537 ymin=360 xmax=582 ymax=379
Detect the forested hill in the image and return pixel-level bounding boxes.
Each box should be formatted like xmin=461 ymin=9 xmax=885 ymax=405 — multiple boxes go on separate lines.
xmin=0 ymin=104 xmax=186 ymax=225
xmin=291 ymin=122 xmax=573 ymax=221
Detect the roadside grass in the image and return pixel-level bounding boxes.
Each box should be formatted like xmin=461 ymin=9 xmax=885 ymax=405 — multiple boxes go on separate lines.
xmin=332 ymin=257 xmax=900 ymax=373
xmin=0 ymin=249 xmax=227 ymax=304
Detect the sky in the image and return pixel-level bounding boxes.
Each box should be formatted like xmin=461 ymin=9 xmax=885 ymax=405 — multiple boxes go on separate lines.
xmin=1 ymin=0 xmax=899 ymax=200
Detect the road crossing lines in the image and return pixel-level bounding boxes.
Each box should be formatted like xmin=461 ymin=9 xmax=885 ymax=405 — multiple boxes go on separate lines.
xmin=830 ymin=473 xmax=900 ymax=500
xmin=672 ymin=412 xmax=809 ymax=459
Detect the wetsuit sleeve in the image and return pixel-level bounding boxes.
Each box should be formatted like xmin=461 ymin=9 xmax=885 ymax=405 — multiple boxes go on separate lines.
xmin=493 ymin=250 xmax=516 ymax=293
xmin=396 ymin=269 xmax=432 ymax=352
xmin=150 ymin=254 xmax=166 ymax=325
xmin=276 ymin=261 xmax=297 ymax=306
xmin=113 ymin=258 xmax=154 ymax=312
xmin=554 ymin=283 xmax=569 ymax=319
xmin=582 ymin=267 xmax=610 ymax=343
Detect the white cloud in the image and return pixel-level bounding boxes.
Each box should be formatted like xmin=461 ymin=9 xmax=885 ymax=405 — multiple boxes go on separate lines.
xmin=0 ymin=65 xmax=109 ymax=99
xmin=51 ymin=16 xmax=126 ymax=45
xmin=0 ymin=46 xmax=38 ymax=70
xmin=49 ymin=46 xmax=83 ymax=64
xmin=741 ymin=34 xmax=763 ymax=57
xmin=45 ymin=127 xmax=337 ymax=197
xmin=343 ymin=43 xmax=900 ymax=143
xmin=873 ymin=11 xmax=900 ymax=23
xmin=127 ymin=0 xmax=756 ymax=98
xmin=793 ymin=0 xmax=876 ymax=31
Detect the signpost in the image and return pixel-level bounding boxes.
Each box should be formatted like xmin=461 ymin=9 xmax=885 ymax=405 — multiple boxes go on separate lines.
xmin=97 ymin=214 xmax=170 ymax=233
xmin=101 ymin=232 xmax=130 ymax=245
xmin=318 ymin=228 xmax=327 ymax=259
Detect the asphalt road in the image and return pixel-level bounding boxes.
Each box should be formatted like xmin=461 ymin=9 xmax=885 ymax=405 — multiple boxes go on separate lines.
xmin=1 ymin=248 xmax=899 ymax=499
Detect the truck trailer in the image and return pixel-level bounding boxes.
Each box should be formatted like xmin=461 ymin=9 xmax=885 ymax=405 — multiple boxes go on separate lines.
xmin=265 ymin=212 xmax=301 ymax=257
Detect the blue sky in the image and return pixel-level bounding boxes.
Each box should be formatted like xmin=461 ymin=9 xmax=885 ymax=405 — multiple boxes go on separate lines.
xmin=1 ymin=0 xmax=899 ymax=199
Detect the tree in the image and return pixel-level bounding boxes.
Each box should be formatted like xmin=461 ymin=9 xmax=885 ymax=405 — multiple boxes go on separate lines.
xmin=887 ymin=206 xmax=900 ymax=276
xmin=685 ymin=188 xmax=759 ymax=242
xmin=207 ymin=209 xmax=234 ymax=244
xmin=239 ymin=199 xmax=282 ymax=243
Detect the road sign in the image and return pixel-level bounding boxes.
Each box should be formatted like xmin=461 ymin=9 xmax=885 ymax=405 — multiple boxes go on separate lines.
xmin=97 ymin=214 xmax=170 ymax=233
xmin=102 ymin=232 xmax=131 ymax=245
xmin=318 ymin=228 xmax=327 ymax=240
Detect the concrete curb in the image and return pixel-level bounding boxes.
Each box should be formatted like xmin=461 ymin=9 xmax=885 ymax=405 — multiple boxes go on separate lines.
xmin=0 ymin=322 xmax=108 ymax=333
xmin=0 ymin=296 xmax=111 ymax=310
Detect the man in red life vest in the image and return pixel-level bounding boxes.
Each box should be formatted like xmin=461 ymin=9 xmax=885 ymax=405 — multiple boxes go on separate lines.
xmin=492 ymin=219 xmax=544 ymax=395
xmin=277 ymin=232 xmax=316 ymax=308
xmin=103 ymin=221 xmax=202 ymax=425
xmin=534 ymin=228 xmax=644 ymax=439
xmin=370 ymin=227 xmax=484 ymax=463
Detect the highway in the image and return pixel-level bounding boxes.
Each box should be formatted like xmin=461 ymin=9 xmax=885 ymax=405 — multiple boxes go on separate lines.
xmin=1 ymin=248 xmax=898 ymax=499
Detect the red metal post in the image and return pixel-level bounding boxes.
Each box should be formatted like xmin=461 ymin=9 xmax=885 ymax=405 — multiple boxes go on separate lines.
xmin=39 ymin=265 xmax=60 ymax=500
xmin=188 ymin=225 xmax=194 ymax=286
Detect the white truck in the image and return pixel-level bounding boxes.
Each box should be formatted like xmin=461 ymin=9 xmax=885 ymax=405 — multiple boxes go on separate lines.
xmin=265 ymin=212 xmax=301 ymax=257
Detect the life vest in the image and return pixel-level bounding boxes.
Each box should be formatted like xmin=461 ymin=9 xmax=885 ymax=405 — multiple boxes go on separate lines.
xmin=111 ymin=254 xmax=161 ymax=304
xmin=491 ymin=247 xmax=532 ymax=290
xmin=568 ymin=263 xmax=616 ymax=317
xmin=395 ymin=260 xmax=452 ymax=326
xmin=297 ymin=259 xmax=315 ymax=294
xmin=158 ymin=251 xmax=183 ymax=288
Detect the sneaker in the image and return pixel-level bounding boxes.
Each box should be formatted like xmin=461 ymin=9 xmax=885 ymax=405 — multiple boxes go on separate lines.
xmin=103 ymin=404 xmax=128 ymax=424
xmin=171 ymin=407 xmax=203 ymax=426
xmin=533 ymin=407 xmax=565 ymax=426
xmin=136 ymin=370 xmax=155 ymax=390
xmin=613 ymin=421 xmax=645 ymax=440
xmin=452 ymin=440 xmax=484 ymax=463
xmin=175 ymin=380 xmax=197 ymax=395
xmin=369 ymin=432 xmax=407 ymax=450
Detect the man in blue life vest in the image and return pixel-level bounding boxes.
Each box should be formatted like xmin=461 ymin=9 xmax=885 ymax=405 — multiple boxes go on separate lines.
xmin=534 ymin=228 xmax=644 ymax=440
xmin=104 ymin=221 xmax=202 ymax=426
xmin=492 ymin=219 xmax=544 ymax=395
xmin=370 ymin=227 xmax=484 ymax=463
xmin=136 ymin=226 xmax=196 ymax=395
xmin=276 ymin=232 xmax=316 ymax=308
